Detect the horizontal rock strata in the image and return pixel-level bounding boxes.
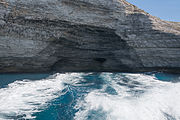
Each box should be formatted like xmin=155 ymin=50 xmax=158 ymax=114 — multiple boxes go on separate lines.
xmin=0 ymin=0 xmax=180 ymax=73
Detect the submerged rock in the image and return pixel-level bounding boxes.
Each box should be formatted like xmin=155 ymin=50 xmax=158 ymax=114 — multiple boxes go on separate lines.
xmin=0 ymin=0 xmax=179 ymax=73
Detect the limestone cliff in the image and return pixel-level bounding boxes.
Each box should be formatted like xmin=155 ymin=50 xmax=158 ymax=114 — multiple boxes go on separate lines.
xmin=0 ymin=0 xmax=180 ymax=73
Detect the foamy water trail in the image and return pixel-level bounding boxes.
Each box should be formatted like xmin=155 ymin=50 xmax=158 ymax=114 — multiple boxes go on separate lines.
xmin=0 ymin=73 xmax=82 ymax=119
xmin=75 ymin=73 xmax=180 ymax=120
xmin=0 ymin=73 xmax=180 ymax=120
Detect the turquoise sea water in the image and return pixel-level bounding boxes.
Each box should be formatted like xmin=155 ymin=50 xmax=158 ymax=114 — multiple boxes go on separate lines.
xmin=0 ymin=72 xmax=180 ymax=120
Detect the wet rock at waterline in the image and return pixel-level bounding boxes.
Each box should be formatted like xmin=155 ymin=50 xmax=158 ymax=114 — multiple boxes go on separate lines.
xmin=0 ymin=0 xmax=180 ymax=73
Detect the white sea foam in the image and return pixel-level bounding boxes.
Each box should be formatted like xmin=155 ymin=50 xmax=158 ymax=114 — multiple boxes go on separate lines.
xmin=1 ymin=72 xmax=180 ymax=120
xmin=0 ymin=73 xmax=82 ymax=120
xmin=75 ymin=73 xmax=180 ymax=120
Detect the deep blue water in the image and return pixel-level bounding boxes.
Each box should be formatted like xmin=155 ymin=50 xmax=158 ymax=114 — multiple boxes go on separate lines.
xmin=0 ymin=72 xmax=180 ymax=120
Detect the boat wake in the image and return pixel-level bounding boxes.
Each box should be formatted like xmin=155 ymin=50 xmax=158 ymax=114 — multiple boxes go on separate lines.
xmin=0 ymin=73 xmax=180 ymax=120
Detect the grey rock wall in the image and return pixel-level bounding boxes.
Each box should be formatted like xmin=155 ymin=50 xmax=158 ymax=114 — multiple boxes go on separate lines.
xmin=0 ymin=0 xmax=180 ymax=73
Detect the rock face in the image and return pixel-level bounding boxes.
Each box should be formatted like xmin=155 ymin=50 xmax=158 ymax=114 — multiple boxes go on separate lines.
xmin=0 ymin=0 xmax=180 ymax=73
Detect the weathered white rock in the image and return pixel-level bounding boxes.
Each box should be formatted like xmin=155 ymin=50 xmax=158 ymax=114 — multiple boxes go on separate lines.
xmin=0 ymin=0 xmax=180 ymax=73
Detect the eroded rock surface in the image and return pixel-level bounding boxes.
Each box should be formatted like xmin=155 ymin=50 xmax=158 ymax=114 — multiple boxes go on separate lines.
xmin=0 ymin=0 xmax=180 ymax=73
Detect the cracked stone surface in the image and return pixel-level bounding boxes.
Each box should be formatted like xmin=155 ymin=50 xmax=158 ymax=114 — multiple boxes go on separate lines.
xmin=0 ymin=0 xmax=180 ymax=73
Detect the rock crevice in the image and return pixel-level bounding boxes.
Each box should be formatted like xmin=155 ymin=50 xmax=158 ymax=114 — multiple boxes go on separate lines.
xmin=0 ymin=0 xmax=180 ymax=73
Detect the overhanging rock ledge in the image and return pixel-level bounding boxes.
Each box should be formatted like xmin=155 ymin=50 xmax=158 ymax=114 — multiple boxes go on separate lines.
xmin=0 ymin=0 xmax=180 ymax=73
